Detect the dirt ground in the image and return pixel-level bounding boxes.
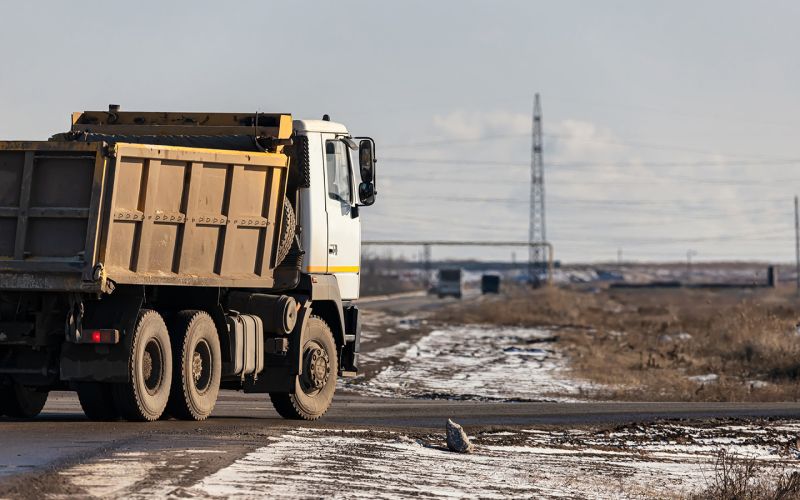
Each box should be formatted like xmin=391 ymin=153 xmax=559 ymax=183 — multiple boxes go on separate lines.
xmin=436 ymin=285 xmax=800 ymax=402
xmin=1 ymin=291 xmax=799 ymax=499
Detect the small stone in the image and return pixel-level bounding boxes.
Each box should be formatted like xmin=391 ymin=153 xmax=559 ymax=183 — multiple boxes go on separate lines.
xmin=446 ymin=419 xmax=473 ymax=453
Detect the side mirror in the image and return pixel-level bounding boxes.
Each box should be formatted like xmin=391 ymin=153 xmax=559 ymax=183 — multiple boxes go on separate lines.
xmin=358 ymin=139 xmax=376 ymax=206
xmin=358 ymin=182 xmax=375 ymax=206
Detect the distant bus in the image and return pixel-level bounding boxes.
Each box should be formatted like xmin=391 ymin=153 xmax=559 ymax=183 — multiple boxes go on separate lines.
xmin=437 ymin=268 xmax=463 ymax=299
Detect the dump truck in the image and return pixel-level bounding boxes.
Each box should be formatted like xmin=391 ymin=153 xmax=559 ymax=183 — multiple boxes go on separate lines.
xmin=0 ymin=108 xmax=377 ymax=422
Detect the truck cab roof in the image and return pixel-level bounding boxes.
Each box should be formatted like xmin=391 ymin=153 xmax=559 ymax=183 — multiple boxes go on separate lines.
xmin=293 ymin=119 xmax=349 ymax=135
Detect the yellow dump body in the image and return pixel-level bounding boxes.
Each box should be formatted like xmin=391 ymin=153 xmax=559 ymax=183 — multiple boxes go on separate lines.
xmin=0 ymin=139 xmax=289 ymax=292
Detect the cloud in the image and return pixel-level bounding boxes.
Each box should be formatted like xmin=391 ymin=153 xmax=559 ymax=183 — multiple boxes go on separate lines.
xmin=548 ymin=119 xmax=623 ymax=163
xmin=431 ymin=110 xmax=529 ymax=140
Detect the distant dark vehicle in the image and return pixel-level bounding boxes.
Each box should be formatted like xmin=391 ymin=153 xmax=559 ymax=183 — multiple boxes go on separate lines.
xmin=596 ymin=270 xmax=624 ymax=281
xmin=481 ymin=274 xmax=501 ymax=294
xmin=437 ymin=268 xmax=462 ymax=299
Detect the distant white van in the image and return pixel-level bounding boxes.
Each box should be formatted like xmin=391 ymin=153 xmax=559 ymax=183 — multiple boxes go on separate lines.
xmin=436 ymin=268 xmax=463 ymax=299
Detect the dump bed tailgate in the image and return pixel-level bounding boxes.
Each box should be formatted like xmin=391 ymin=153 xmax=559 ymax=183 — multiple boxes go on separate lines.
xmin=0 ymin=141 xmax=107 ymax=291
xmin=0 ymin=141 xmax=289 ymax=292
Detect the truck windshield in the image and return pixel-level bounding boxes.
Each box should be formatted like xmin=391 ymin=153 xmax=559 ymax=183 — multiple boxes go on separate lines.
xmin=325 ymin=140 xmax=352 ymax=204
xmin=439 ymin=270 xmax=461 ymax=281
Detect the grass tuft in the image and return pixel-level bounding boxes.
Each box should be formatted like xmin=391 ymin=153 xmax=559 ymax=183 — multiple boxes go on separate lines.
xmin=689 ymin=450 xmax=800 ymax=500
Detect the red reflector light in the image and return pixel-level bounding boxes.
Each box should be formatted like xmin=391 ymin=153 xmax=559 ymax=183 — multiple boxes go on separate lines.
xmin=80 ymin=329 xmax=119 ymax=344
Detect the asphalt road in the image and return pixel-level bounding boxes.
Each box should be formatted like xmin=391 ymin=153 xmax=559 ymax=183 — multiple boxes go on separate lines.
xmin=1 ymin=290 xmax=799 ymax=496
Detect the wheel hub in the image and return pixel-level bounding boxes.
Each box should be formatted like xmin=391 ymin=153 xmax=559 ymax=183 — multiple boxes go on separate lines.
xmin=192 ymin=339 xmax=213 ymax=394
xmin=143 ymin=351 xmax=153 ymax=380
xmin=303 ymin=345 xmax=330 ymax=390
xmin=142 ymin=338 xmax=163 ymax=394
xmin=192 ymin=352 xmax=203 ymax=383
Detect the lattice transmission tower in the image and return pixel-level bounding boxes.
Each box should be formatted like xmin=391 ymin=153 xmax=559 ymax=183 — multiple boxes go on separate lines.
xmin=528 ymin=93 xmax=546 ymax=282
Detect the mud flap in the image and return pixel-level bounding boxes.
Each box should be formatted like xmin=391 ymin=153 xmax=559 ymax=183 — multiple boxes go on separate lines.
xmin=243 ymin=304 xmax=311 ymax=394
xmin=340 ymin=305 xmax=361 ymax=374
xmin=60 ymin=286 xmax=144 ymax=383
xmin=59 ymin=342 xmax=130 ymax=382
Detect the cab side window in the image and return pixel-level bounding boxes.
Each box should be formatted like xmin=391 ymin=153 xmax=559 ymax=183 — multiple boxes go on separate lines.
xmin=325 ymin=140 xmax=353 ymax=204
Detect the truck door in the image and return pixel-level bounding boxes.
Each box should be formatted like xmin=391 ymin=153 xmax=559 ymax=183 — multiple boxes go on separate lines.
xmin=322 ymin=134 xmax=361 ymax=300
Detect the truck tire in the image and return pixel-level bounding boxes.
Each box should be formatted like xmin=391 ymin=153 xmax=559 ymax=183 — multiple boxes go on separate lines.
xmin=269 ymin=316 xmax=337 ymax=421
xmin=0 ymin=384 xmax=48 ymax=419
xmin=76 ymin=383 xmax=118 ymax=421
xmin=276 ymin=197 xmax=296 ymax=266
xmin=112 ymin=310 xmax=172 ymax=421
xmin=166 ymin=311 xmax=221 ymax=421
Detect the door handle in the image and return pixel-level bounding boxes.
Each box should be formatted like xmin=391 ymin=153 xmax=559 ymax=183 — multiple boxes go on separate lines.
xmin=328 ymin=244 xmax=338 ymax=255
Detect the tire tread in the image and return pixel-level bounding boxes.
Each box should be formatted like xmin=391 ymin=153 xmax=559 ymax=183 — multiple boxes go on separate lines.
xmin=269 ymin=316 xmax=336 ymax=421
xmin=167 ymin=310 xmax=220 ymax=421
xmin=112 ymin=309 xmax=171 ymax=422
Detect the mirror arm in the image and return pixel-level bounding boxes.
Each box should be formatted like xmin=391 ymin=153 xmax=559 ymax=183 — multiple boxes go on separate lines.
xmin=341 ymin=137 xmax=358 ymax=150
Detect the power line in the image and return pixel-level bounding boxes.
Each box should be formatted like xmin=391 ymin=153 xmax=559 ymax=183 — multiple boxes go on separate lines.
xmin=378 ymin=171 xmax=799 ymax=187
xmin=556 ymin=227 xmax=790 ymax=242
xmin=382 ymin=194 xmax=794 ymax=208
xmin=380 ymin=156 xmax=800 ymax=168
xmin=382 ymin=132 xmax=800 ymax=162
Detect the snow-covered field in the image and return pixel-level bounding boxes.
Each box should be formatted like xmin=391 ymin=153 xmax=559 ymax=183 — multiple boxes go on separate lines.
xmin=170 ymin=423 xmax=800 ymax=499
xmin=548 ymin=264 xmax=773 ymax=285
xmin=53 ymin=423 xmax=800 ymax=499
xmin=346 ymin=324 xmax=598 ymax=401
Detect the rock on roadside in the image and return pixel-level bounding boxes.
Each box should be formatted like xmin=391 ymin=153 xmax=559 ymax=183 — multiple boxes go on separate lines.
xmin=446 ymin=419 xmax=474 ymax=453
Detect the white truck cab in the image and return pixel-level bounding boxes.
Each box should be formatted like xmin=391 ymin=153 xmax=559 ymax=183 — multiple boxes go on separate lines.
xmin=295 ymin=119 xmax=373 ymax=300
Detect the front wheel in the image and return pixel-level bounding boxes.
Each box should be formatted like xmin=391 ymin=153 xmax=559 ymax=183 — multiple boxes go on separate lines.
xmin=270 ymin=316 xmax=337 ymax=421
xmin=0 ymin=384 xmax=48 ymax=419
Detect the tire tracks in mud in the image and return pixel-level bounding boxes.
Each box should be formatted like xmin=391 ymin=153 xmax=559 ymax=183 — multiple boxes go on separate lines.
xmin=0 ymin=428 xmax=277 ymax=500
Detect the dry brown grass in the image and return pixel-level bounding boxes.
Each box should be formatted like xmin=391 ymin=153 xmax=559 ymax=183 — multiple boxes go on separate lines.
xmin=688 ymin=450 xmax=800 ymax=500
xmin=437 ymin=285 xmax=800 ymax=401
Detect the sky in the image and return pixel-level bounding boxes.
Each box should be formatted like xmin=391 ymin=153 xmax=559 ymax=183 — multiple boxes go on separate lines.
xmin=2 ymin=0 xmax=799 ymax=263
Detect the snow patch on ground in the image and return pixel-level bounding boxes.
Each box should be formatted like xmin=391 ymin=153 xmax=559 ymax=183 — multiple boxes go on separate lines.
xmin=688 ymin=373 xmax=720 ymax=384
xmin=57 ymin=447 xmax=228 ymax=498
xmin=60 ymin=455 xmax=161 ymax=498
xmin=348 ymin=325 xmax=598 ymax=401
xmin=185 ymin=423 xmax=800 ymax=499
xmin=192 ymin=432 xmax=540 ymax=499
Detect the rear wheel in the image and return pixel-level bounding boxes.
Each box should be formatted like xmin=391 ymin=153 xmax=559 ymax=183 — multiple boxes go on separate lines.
xmin=112 ymin=310 xmax=172 ymax=421
xmin=270 ymin=316 xmax=337 ymax=420
xmin=0 ymin=384 xmax=48 ymax=419
xmin=76 ymin=383 xmax=118 ymax=421
xmin=166 ymin=311 xmax=221 ymax=421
